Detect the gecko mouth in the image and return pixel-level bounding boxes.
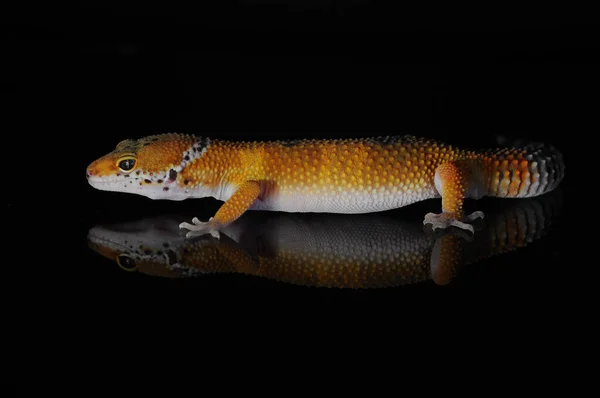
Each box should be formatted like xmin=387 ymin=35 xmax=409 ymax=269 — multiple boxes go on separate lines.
xmin=86 ymin=175 xmax=129 ymax=187
xmin=87 ymin=175 xmax=107 ymax=186
xmin=87 ymin=176 xmax=113 ymax=183
xmin=87 ymin=173 xmax=192 ymax=201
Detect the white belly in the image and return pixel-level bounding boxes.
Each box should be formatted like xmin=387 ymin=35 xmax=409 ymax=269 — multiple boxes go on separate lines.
xmin=249 ymin=187 xmax=439 ymax=214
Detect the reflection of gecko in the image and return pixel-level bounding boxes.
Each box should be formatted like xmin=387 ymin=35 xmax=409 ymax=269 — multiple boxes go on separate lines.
xmin=87 ymin=189 xmax=562 ymax=288
xmin=86 ymin=133 xmax=564 ymax=238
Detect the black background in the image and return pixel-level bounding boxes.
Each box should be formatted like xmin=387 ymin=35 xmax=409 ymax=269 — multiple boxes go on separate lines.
xmin=4 ymin=2 xmax=595 ymax=291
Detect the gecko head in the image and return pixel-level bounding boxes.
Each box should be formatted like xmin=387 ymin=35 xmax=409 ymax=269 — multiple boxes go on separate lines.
xmin=86 ymin=133 xmax=210 ymax=200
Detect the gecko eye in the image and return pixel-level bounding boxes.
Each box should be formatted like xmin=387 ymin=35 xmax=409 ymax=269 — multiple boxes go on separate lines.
xmin=117 ymin=157 xmax=136 ymax=172
xmin=116 ymin=254 xmax=137 ymax=271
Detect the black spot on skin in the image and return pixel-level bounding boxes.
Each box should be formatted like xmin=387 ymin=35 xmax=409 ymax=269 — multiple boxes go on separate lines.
xmin=116 ymin=173 xmax=121 ymax=176
xmin=157 ymin=179 xmax=163 ymax=183
xmin=157 ymin=251 xmax=163 ymax=256
xmin=144 ymin=249 xmax=152 ymax=255
xmin=144 ymin=179 xmax=152 ymax=184
xmin=123 ymin=174 xmax=129 ymax=178
xmin=168 ymin=169 xmax=177 ymax=182
xmin=163 ymin=242 xmax=170 ymax=248
xmin=194 ymin=147 xmax=199 ymax=152
xmin=139 ymin=182 xmax=143 ymax=186
xmin=163 ymin=187 xmax=169 ymax=191
xmin=184 ymin=179 xmax=189 ymax=185
xmin=165 ymin=250 xmax=177 ymax=264
xmin=184 ymin=155 xmax=190 ymax=161
xmin=136 ymin=171 xmax=141 ymax=175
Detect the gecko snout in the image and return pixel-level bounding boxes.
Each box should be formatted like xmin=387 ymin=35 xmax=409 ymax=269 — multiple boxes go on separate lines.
xmin=86 ymin=163 xmax=100 ymax=180
xmin=86 ymin=159 xmax=102 ymax=178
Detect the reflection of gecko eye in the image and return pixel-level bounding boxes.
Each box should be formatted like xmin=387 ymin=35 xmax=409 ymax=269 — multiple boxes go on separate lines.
xmin=116 ymin=254 xmax=137 ymax=271
xmin=117 ymin=156 xmax=136 ymax=172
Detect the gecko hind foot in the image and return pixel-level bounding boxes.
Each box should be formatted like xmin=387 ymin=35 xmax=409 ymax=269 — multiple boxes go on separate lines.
xmin=423 ymin=211 xmax=485 ymax=234
xmin=179 ymin=217 xmax=220 ymax=239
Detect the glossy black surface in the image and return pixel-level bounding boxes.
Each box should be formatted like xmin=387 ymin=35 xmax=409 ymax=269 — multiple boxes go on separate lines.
xmin=6 ymin=2 xmax=589 ymax=290
xmin=86 ymin=189 xmax=564 ymax=288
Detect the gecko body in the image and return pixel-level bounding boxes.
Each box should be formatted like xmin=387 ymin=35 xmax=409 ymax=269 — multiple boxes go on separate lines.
xmin=86 ymin=133 xmax=564 ymax=237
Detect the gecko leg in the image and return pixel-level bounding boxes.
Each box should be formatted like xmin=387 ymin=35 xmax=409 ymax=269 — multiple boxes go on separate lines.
xmin=179 ymin=181 xmax=261 ymax=239
xmin=430 ymin=233 xmax=463 ymax=286
xmin=423 ymin=161 xmax=485 ymax=233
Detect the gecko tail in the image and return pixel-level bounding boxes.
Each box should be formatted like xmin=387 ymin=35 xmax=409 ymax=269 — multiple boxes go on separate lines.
xmin=482 ymin=141 xmax=565 ymax=198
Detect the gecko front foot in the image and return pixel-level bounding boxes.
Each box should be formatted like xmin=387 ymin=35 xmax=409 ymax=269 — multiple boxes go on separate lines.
xmin=423 ymin=211 xmax=484 ymax=234
xmin=179 ymin=217 xmax=220 ymax=239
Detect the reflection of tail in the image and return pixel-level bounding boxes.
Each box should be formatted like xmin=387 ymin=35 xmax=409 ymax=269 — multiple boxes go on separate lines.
xmin=481 ymin=143 xmax=565 ymax=198
xmin=465 ymin=187 xmax=562 ymax=268
xmin=430 ymin=187 xmax=562 ymax=285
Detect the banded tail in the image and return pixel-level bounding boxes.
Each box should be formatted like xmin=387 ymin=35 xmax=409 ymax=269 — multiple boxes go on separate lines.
xmin=481 ymin=142 xmax=565 ymax=198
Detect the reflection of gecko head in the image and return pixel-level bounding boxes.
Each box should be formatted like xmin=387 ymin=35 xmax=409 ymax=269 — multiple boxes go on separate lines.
xmin=87 ymin=188 xmax=562 ymax=288
xmin=87 ymin=215 xmax=207 ymax=278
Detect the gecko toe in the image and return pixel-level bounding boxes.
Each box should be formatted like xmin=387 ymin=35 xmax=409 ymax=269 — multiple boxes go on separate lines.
xmin=180 ymin=217 xmax=218 ymax=239
xmin=423 ymin=212 xmax=475 ymax=234
xmin=185 ymin=230 xmax=204 ymax=239
xmin=185 ymin=228 xmax=220 ymax=239
xmin=466 ymin=211 xmax=485 ymax=222
xmin=179 ymin=221 xmax=195 ymax=230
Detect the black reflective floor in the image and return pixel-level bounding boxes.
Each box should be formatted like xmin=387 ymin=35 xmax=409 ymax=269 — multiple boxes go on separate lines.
xmin=6 ymin=3 xmax=589 ymax=291
xmin=84 ymin=189 xmax=565 ymax=288
xmin=6 ymin=182 xmax=571 ymax=292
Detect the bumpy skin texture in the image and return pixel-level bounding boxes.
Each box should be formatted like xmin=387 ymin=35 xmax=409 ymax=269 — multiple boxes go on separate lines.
xmin=87 ymin=133 xmax=565 ymax=237
xmin=87 ymin=189 xmax=562 ymax=288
